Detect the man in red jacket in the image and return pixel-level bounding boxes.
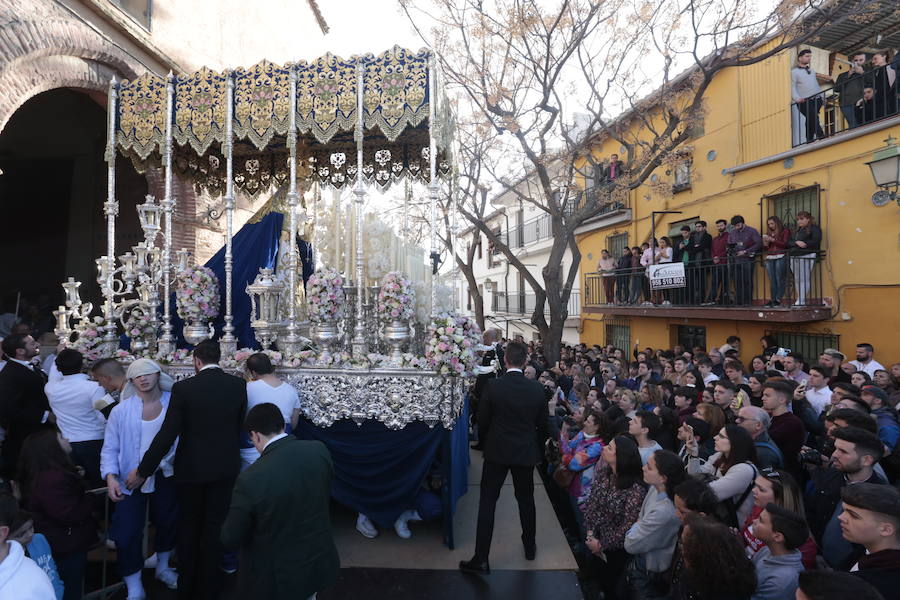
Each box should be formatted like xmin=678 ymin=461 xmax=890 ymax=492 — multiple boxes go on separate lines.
xmin=703 ymin=219 xmax=729 ymax=305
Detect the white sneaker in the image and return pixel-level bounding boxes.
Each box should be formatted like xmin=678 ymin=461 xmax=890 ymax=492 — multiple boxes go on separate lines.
xmin=394 ymin=516 xmax=412 ymax=539
xmin=105 ymin=538 xmax=116 ymax=550
xmin=356 ymin=514 xmax=378 ymax=539
xmin=661 ymin=300 xmax=672 ymax=306
xmin=402 ymin=509 xmax=423 ymax=522
xmin=155 ymin=569 xmax=178 ymax=590
xmin=143 ymin=552 xmax=157 ymax=570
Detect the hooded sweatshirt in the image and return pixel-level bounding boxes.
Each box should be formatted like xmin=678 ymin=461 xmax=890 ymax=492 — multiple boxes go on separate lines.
xmin=853 ymin=548 xmax=900 ymax=600
xmin=751 ymin=546 xmax=803 ymax=600
xmin=0 ymin=540 xmax=56 ymax=600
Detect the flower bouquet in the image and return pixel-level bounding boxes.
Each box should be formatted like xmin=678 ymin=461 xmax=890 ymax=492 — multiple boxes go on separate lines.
xmin=66 ymin=316 xmax=106 ymax=364
xmin=174 ymin=266 xmax=220 ymax=322
xmin=424 ymin=312 xmax=481 ymax=376
xmin=376 ymin=271 xmax=415 ymax=322
xmin=305 ymin=268 xmax=345 ymax=324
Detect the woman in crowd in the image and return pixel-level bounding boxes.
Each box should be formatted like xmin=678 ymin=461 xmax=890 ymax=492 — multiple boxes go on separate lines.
xmin=683 ymin=369 xmax=702 ymax=389
xmin=8 ymin=508 xmax=65 ymax=598
xmin=695 ymin=403 xmax=726 ymax=437
xmin=762 ymin=216 xmax=790 ymax=307
xmin=559 ymin=411 xmax=606 ymax=504
xmin=684 ymin=424 xmax=758 ymax=527
xmin=666 ymin=478 xmax=722 ymax=598
xmin=787 ymin=211 xmax=822 ymax=306
xmin=678 ymin=513 xmax=757 ymax=600
xmin=653 ymin=237 xmax=673 ymax=305
xmin=740 ymin=468 xmax=817 ymax=569
xmin=19 ymin=429 xmax=98 ymax=600
xmin=100 ymin=358 xmax=179 ymax=600
xmin=750 ymin=355 xmax=768 ymax=374
xmin=747 ymin=373 xmax=767 ymax=407
xmin=624 ymin=449 xmax=686 ymax=599
xmin=582 ymin=435 xmax=647 ymax=599
xmin=701 ymin=386 xmax=716 ymax=405
xmin=241 ymin=353 xmax=301 ymax=468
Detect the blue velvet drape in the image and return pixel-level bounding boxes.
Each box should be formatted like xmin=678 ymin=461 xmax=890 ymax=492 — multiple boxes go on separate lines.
xmin=295 ymin=402 xmax=470 ymax=548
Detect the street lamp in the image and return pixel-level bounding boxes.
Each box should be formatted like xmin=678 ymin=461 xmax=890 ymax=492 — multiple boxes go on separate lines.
xmin=865 ymin=136 xmax=900 ymax=207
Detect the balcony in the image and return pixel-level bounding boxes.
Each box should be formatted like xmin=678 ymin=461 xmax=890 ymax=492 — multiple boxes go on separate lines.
xmin=792 ymin=63 xmax=900 ymax=147
xmin=583 ymin=254 xmax=831 ymax=322
xmin=491 ymin=290 xmax=581 ymax=319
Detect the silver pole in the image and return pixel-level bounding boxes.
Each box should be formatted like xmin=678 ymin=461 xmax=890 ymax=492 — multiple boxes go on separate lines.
xmin=102 ymin=77 xmax=119 ymax=356
xmin=220 ymin=72 xmax=237 ymax=355
xmin=158 ymin=71 xmax=175 ymax=355
xmin=428 ymin=53 xmax=439 ymax=318
xmin=351 ymin=59 xmax=368 ymax=357
xmin=282 ymin=66 xmax=302 ymax=354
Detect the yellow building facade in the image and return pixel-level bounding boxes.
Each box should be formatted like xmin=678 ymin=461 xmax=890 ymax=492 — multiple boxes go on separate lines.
xmin=578 ymin=43 xmax=900 ymax=366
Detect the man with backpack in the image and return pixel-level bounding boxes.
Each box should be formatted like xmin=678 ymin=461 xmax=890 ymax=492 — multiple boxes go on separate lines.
xmin=736 ymin=406 xmax=784 ymax=469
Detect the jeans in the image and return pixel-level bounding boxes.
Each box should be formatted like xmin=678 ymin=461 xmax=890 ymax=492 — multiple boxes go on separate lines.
xmin=616 ymin=274 xmax=630 ymax=303
xmin=629 ymin=274 xmax=643 ymax=303
xmin=602 ymin=276 xmax=616 ymax=303
xmin=733 ymin=260 xmax=753 ymax=305
xmin=790 ymin=253 xmax=817 ymax=305
xmin=765 ymin=256 xmax=788 ymax=303
xmin=797 ymin=97 xmax=825 ymax=143
xmin=840 ymin=104 xmax=857 ymax=130
xmin=110 ymin=473 xmax=178 ymax=576
xmin=707 ymin=262 xmax=728 ymax=303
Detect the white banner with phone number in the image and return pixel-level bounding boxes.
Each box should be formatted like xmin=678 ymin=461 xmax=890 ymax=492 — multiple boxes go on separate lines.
xmin=648 ymin=263 xmax=686 ymax=290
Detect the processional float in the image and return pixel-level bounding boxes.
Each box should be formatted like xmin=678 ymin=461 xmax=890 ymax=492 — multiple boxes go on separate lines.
xmin=53 ymin=47 xmax=477 ymax=431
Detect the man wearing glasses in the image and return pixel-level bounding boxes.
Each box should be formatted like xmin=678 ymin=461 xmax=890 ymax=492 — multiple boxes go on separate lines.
xmin=736 ymin=406 xmax=784 ymax=469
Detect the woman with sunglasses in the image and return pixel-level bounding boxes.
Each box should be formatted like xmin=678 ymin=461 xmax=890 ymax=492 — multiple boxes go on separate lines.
xmin=684 ymin=424 xmax=758 ymax=527
xmin=741 ymin=468 xmax=817 ymax=569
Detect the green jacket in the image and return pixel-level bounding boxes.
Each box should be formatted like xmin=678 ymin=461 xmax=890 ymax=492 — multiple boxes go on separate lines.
xmin=221 ymin=436 xmax=340 ymax=599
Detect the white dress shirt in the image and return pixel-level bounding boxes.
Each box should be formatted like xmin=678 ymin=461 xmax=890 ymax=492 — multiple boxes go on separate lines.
xmin=44 ymin=373 xmax=107 ymax=442
xmin=805 ymin=385 xmax=832 ymax=417
xmin=262 ymin=432 xmax=289 ymax=451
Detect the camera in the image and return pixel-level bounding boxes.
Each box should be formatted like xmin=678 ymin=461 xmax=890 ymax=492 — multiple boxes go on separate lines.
xmin=775 ymin=347 xmax=791 ymax=357
xmin=799 ymin=447 xmax=823 ymax=466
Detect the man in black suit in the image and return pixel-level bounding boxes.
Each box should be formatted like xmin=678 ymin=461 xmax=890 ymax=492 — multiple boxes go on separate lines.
xmin=460 ymin=341 xmax=548 ymax=573
xmin=470 ymin=329 xmax=504 ymax=450
xmin=126 ymin=340 xmax=247 ymax=600
xmin=222 ymin=403 xmax=339 ymax=600
xmin=0 ymin=334 xmax=51 ymax=478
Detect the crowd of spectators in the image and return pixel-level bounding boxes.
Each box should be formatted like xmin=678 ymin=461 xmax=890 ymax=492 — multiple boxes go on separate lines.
xmin=0 ymin=330 xmax=339 ymax=600
xmin=595 ymin=210 xmax=823 ymax=309
xmin=520 ymin=335 xmax=900 ymax=599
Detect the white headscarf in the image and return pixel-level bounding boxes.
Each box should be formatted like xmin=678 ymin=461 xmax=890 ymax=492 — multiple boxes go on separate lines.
xmin=123 ymin=358 xmax=175 ymax=400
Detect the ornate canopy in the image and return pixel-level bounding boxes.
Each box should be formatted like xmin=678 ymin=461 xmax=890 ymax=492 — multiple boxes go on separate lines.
xmin=116 ymin=46 xmax=452 ymax=193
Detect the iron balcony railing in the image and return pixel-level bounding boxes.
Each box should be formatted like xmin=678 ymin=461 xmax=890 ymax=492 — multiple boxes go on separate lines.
xmin=491 ymin=290 xmax=581 ymax=317
xmin=792 ymin=63 xmax=899 ymax=147
xmin=583 ymin=252 xmax=826 ymax=309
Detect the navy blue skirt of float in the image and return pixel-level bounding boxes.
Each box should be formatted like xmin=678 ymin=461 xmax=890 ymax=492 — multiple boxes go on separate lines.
xmin=294 ymin=395 xmax=470 ymax=548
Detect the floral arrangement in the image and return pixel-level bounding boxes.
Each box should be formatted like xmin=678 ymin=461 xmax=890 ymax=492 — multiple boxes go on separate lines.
xmin=305 ymin=268 xmax=345 ymax=323
xmin=424 ymin=312 xmax=481 ymax=376
xmin=66 ymin=316 xmax=106 ymax=364
xmin=155 ymin=348 xmax=191 ymax=365
xmin=123 ymin=310 xmax=154 ymax=340
xmin=175 ymin=266 xmax=220 ymax=322
xmin=114 ymin=349 xmax=136 ymax=363
xmin=367 ymin=352 xmax=426 ymax=369
xmin=376 ymin=271 xmax=415 ymax=322
xmin=317 ymin=350 xmax=355 ymax=368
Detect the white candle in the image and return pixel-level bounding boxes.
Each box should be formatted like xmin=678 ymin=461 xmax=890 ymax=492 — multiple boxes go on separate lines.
xmin=332 ymin=188 xmax=340 ymax=269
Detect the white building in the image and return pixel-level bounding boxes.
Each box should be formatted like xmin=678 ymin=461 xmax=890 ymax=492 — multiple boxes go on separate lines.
xmin=451 ymin=174 xmax=582 ymax=345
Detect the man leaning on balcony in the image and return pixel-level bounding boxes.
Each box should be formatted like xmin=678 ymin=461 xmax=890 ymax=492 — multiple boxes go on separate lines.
xmin=792 ymin=49 xmax=826 ymax=143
